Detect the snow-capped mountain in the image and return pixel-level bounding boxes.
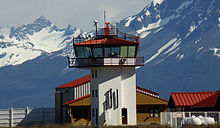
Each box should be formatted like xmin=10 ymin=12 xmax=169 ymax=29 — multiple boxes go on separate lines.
xmin=116 ymin=0 xmax=220 ymax=97
xmin=0 ymin=16 xmax=88 ymax=108
xmin=0 ymin=0 xmax=219 ymax=108
xmin=0 ymin=16 xmax=83 ymax=67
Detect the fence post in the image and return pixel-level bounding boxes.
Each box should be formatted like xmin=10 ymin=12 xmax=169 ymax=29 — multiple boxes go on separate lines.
xmin=10 ymin=107 xmax=13 ymax=128
xmin=26 ymin=107 xmax=30 ymax=125
xmin=204 ymin=112 xmax=207 ymax=117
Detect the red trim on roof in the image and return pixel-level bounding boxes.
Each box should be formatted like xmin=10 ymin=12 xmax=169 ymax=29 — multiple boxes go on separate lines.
xmin=171 ymin=91 xmax=219 ymax=107
xmin=56 ymin=75 xmax=90 ymax=89
xmin=74 ymin=38 xmax=139 ymax=46
xmin=63 ymin=94 xmax=91 ymax=105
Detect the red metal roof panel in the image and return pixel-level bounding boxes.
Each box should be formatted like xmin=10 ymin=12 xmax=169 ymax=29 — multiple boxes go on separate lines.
xmin=171 ymin=91 xmax=218 ymax=107
xmin=56 ymin=75 xmax=90 ymax=89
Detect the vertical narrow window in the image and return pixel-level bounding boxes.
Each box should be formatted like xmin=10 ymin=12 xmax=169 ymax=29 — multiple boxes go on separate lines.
xmin=109 ymin=89 xmax=112 ymax=108
xmin=128 ymin=46 xmax=136 ymax=57
xmin=111 ymin=47 xmax=120 ymax=57
xmin=150 ymin=109 xmax=154 ymax=117
xmin=92 ymin=70 xmax=94 ymax=78
xmin=74 ymin=88 xmax=76 ymax=99
xmin=88 ymin=82 xmax=90 ymax=95
xmin=95 ymin=89 xmax=98 ymax=97
xmin=85 ymin=83 xmax=87 ymax=95
xmin=116 ymin=89 xmax=118 ymax=108
xmin=92 ymin=109 xmax=94 ymax=117
xmin=155 ymin=109 xmax=159 ymax=117
xmin=105 ymin=47 xmax=111 ymax=57
xmin=95 ymin=109 xmax=98 ymax=125
xmin=120 ymin=46 xmax=128 ymax=57
xmin=92 ymin=90 xmax=94 ymax=97
xmin=93 ymin=47 xmax=103 ymax=57
xmin=95 ymin=70 xmax=97 ymax=78
xmin=76 ymin=87 xmax=78 ymax=98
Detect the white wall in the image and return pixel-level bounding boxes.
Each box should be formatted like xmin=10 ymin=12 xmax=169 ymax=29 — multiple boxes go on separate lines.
xmin=90 ymin=66 xmax=136 ymax=126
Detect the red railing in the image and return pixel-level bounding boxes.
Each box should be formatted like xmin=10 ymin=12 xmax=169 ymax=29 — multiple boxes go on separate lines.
xmin=73 ymin=28 xmax=139 ymax=44
xmin=68 ymin=57 xmax=144 ymax=67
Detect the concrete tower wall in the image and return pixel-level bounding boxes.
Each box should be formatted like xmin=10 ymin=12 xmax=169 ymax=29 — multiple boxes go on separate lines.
xmin=90 ymin=67 xmax=136 ymax=126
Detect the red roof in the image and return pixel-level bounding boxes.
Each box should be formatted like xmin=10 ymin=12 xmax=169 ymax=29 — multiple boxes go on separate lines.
xmin=74 ymin=38 xmax=139 ymax=46
xmin=170 ymin=91 xmax=219 ymax=107
xmin=56 ymin=75 xmax=90 ymax=89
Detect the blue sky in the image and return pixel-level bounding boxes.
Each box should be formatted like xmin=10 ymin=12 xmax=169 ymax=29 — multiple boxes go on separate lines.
xmin=0 ymin=0 xmax=149 ymax=31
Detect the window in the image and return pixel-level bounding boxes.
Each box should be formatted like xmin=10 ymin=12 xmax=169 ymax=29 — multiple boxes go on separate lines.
xmin=76 ymin=47 xmax=84 ymax=58
xmin=93 ymin=47 xmax=103 ymax=57
xmin=92 ymin=90 xmax=94 ymax=97
xmin=150 ymin=109 xmax=154 ymax=117
xmin=115 ymin=89 xmax=118 ymax=108
xmin=111 ymin=47 xmax=120 ymax=57
xmin=75 ymin=46 xmax=92 ymax=58
xmin=120 ymin=46 xmax=128 ymax=57
xmin=109 ymin=89 xmax=112 ymax=108
xmin=92 ymin=70 xmax=94 ymax=78
xmin=150 ymin=109 xmax=160 ymax=117
xmin=95 ymin=89 xmax=98 ymax=97
xmin=105 ymin=47 xmax=111 ymax=57
xmin=92 ymin=109 xmax=94 ymax=117
xmin=128 ymin=46 xmax=136 ymax=57
xmin=84 ymin=47 xmax=92 ymax=58
xmin=95 ymin=70 xmax=97 ymax=78
xmin=155 ymin=109 xmax=159 ymax=117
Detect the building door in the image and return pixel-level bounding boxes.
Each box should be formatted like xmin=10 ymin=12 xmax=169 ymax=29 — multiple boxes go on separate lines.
xmin=122 ymin=108 xmax=127 ymax=124
xmin=95 ymin=109 xmax=98 ymax=125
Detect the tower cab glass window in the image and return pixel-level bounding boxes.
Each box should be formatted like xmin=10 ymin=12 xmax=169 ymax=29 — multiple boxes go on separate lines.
xmin=75 ymin=46 xmax=137 ymax=58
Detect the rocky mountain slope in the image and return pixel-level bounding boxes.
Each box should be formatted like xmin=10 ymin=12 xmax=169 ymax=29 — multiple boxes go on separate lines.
xmin=0 ymin=0 xmax=219 ymax=107
xmin=116 ymin=0 xmax=220 ymax=97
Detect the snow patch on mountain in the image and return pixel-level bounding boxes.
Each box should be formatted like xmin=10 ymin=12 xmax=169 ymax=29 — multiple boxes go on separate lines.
xmin=28 ymin=27 xmax=66 ymax=52
xmin=211 ymin=48 xmax=220 ymax=57
xmin=185 ymin=25 xmax=196 ymax=38
xmin=154 ymin=27 xmax=163 ymax=33
xmin=140 ymin=31 xmax=151 ymax=38
xmin=0 ymin=46 xmax=42 ymax=67
xmin=218 ymin=17 xmax=220 ymax=27
xmin=145 ymin=37 xmax=177 ymax=64
xmin=176 ymin=0 xmax=193 ymax=12
xmin=153 ymin=0 xmax=164 ymax=6
xmin=145 ymin=10 xmax=151 ymax=16
xmin=125 ymin=16 xmax=136 ymax=27
xmin=137 ymin=14 xmax=176 ymax=34
xmin=176 ymin=54 xmax=184 ymax=60
xmin=164 ymin=38 xmax=182 ymax=54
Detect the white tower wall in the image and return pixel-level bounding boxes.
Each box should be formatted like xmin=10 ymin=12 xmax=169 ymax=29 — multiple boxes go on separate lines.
xmin=89 ymin=67 xmax=136 ymax=126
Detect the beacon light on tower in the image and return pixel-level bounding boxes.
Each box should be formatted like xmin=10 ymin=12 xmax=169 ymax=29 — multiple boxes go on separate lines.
xmin=68 ymin=22 xmax=144 ymax=126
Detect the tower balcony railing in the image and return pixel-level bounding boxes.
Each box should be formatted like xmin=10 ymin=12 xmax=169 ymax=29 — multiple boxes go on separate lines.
xmin=68 ymin=57 xmax=144 ymax=67
xmin=73 ymin=28 xmax=139 ymax=44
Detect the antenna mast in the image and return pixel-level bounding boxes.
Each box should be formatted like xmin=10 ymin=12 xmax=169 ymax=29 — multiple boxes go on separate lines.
xmin=104 ymin=11 xmax=106 ymax=26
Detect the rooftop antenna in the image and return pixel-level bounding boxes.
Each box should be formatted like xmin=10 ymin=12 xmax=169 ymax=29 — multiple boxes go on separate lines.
xmin=104 ymin=10 xmax=106 ymax=26
xmin=93 ymin=19 xmax=98 ymax=36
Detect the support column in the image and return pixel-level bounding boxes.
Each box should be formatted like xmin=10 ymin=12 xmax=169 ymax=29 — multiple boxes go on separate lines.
xmin=10 ymin=107 xmax=13 ymax=128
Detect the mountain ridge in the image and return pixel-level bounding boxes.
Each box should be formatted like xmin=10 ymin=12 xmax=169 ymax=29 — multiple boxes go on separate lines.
xmin=0 ymin=0 xmax=220 ymax=107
